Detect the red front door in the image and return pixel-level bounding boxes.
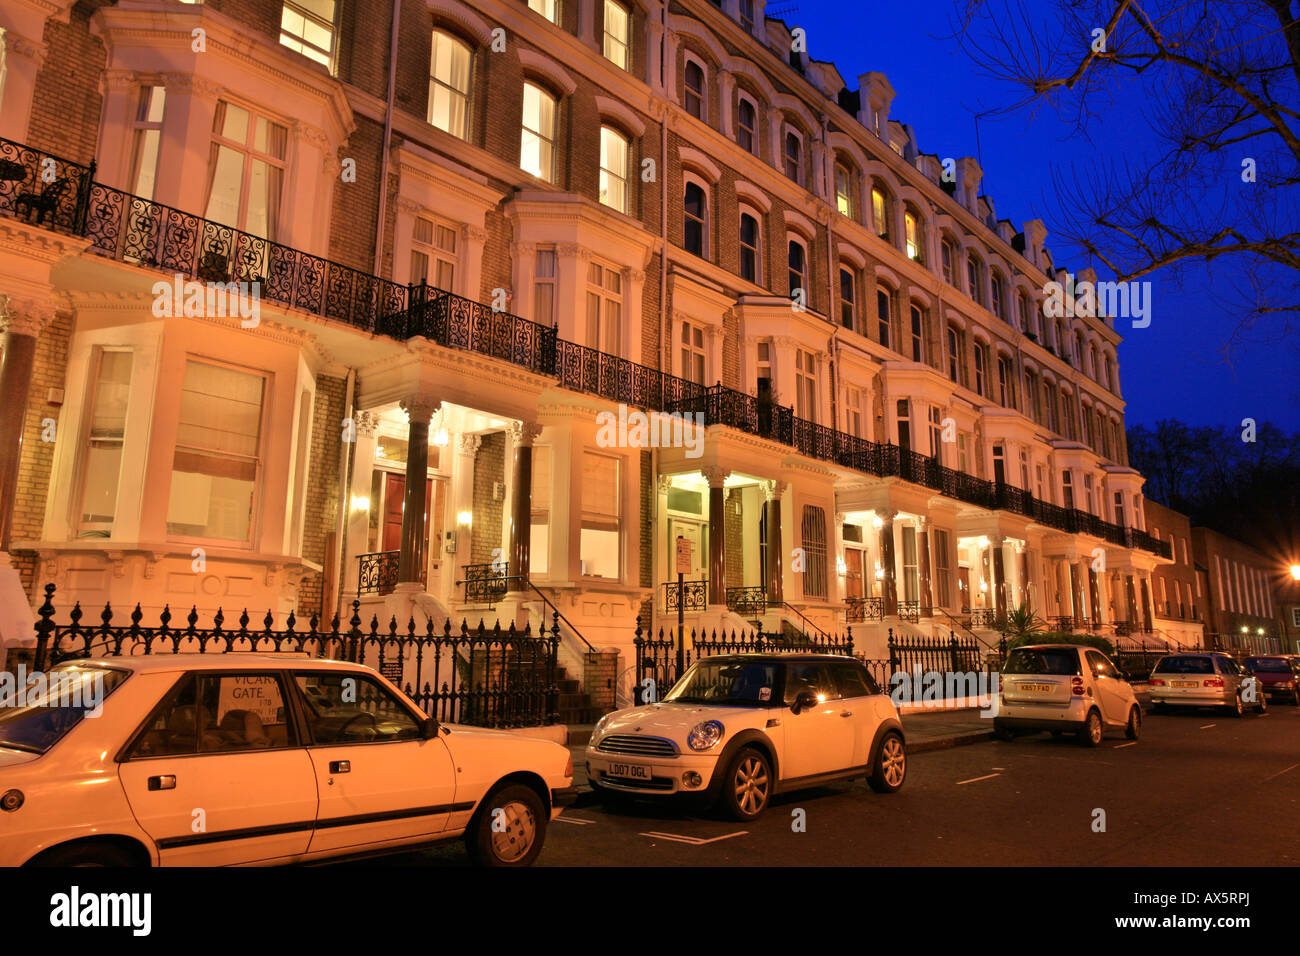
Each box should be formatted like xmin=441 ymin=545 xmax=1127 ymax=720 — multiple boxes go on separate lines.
xmin=381 ymin=475 xmax=433 ymax=585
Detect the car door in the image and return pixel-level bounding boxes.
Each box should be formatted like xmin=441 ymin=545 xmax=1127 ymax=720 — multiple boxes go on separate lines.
xmin=294 ymin=669 xmax=458 ymax=855
xmin=829 ymin=662 xmax=881 ymax=768
xmin=779 ymin=662 xmax=857 ymax=780
xmin=1085 ymin=651 xmax=1129 ymax=724
xmin=1217 ymin=656 xmax=1245 ymax=701
xmin=117 ymin=671 xmax=319 ymax=866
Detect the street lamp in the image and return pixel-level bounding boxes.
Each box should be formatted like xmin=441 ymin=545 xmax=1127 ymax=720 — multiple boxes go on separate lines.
xmin=1290 ymin=564 xmax=1300 ymax=581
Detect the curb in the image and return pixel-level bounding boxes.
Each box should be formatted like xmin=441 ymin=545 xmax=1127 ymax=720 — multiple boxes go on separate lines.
xmin=909 ymin=730 xmax=997 ymax=753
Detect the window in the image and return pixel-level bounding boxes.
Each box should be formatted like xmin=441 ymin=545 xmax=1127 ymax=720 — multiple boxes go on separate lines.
xmin=683 ymin=58 xmax=705 ymax=120
xmin=428 ymin=30 xmax=472 ymax=139
xmin=681 ymin=321 xmax=707 ymax=384
xmin=904 ymin=209 xmax=921 ymax=260
xmin=598 ymin=125 xmax=629 ymax=214
xmin=991 ymin=272 xmax=1005 ymax=320
xmin=520 ymin=82 xmax=557 ymax=182
xmin=739 ymin=0 xmax=755 ymax=31
xmin=1102 ymin=354 xmax=1112 ymax=390
xmin=935 ymin=529 xmax=952 ymax=607
xmin=966 ymin=255 xmax=984 ymax=305
xmin=410 ymin=215 xmax=456 ymax=289
xmin=1089 ymin=344 xmax=1100 ymax=380
xmin=529 ymin=444 xmax=551 ymax=575
xmin=876 ymin=288 xmax=892 ymax=348
xmin=204 ymin=101 xmax=287 ymax=239
xmin=909 ymin=305 xmax=925 ymax=362
xmin=957 ymin=432 xmax=969 ymax=472
xmin=529 ymin=0 xmax=561 ymax=25
xmin=1060 ymin=389 xmax=1075 ymax=439
xmin=871 ymin=186 xmax=889 ymax=239
xmin=795 ymin=348 xmax=817 ymax=422
xmin=129 ymin=87 xmax=167 ymax=200
xmin=736 ymin=96 xmax=757 ymax=153
xmin=533 ymin=248 xmax=556 ymax=325
xmin=586 ymin=261 xmax=623 ymax=353
xmin=1083 ymin=473 xmax=1095 ymax=514
xmin=940 ymin=239 xmax=956 ymax=285
xmin=602 ymin=0 xmax=630 ymax=70
xmin=801 ymin=505 xmax=828 ymax=599
xmin=280 ymin=0 xmax=336 ymax=68
xmin=1044 ymin=383 xmax=1057 ymax=432
xmin=947 ymin=325 xmax=964 ymax=384
xmin=739 ymin=211 xmax=761 ymax=284
xmin=580 ymin=452 xmax=620 ymax=578
xmin=78 ymin=350 xmax=133 ymax=535
xmin=1113 ymin=491 xmax=1126 ymax=527
xmin=1024 ymin=369 xmax=1040 ymax=422
xmin=835 ymin=163 xmax=853 ymax=218
xmin=1 ymin=664 xmax=128 ymax=757
xmin=1017 ymin=293 xmax=1030 ymax=334
xmin=1019 ymin=448 xmax=1030 ymax=490
xmin=928 ymin=406 xmax=942 ymax=458
xmin=296 ymin=670 xmax=423 ymax=744
xmin=1061 ymin=470 xmax=1074 ymax=510
xmin=784 ymin=131 xmax=803 ymax=183
xmin=167 ymin=360 xmax=266 ymax=542
xmin=997 ymin=355 xmax=1014 ymax=408
xmin=839 ymin=267 xmax=856 ymax=329
xmin=684 ymin=181 xmax=707 ymax=257
xmin=128 ymin=672 xmax=296 ymax=757
xmin=897 ymin=399 xmax=911 ymax=451
xmin=788 ymin=238 xmax=807 ymax=300
xmin=973 ymin=342 xmax=987 ymax=396
xmin=845 ymin=386 xmax=863 ymax=437
xmin=992 ymin=443 xmax=1006 ymax=483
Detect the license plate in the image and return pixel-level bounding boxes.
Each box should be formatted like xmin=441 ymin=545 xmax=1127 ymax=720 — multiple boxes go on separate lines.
xmin=606 ymin=762 xmax=651 ymax=781
xmin=1171 ymin=681 xmax=1197 ymax=688
xmin=1018 ymin=682 xmax=1053 ymax=693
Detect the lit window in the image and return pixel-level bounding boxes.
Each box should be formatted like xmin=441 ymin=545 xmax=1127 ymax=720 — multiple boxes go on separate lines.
xmin=784 ymin=131 xmax=802 ymax=183
xmin=787 ymin=238 xmax=807 ymax=300
xmin=941 ymin=239 xmax=956 ymax=285
xmin=78 ymin=350 xmax=133 ymax=535
xmin=684 ymin=181 xmax=707 ymax=257
xmin=739 ymin=211 xmax=761 ymax=284
xmin=520 ymin=82 xmax=557 ymax=182
xmin=599 ymin=125 xmax=629 ymax=213
xmin=167 ymin=360 xmax=266 ymax=543
xmin=871 ymin=186 xmax=889 ymax=239
xmin=904 ymin=209 xmax=921 ymax=261
xmin=529 ymin=0 xmax=561 ymax=26
xmin=684 ymin=58 xmax=705 ymax=120
xmin=580 ymin=452 xmax=620 ymax=578
xmin=279 ymin=0 xmax=336 ymax=69
xmin=795 ymin=348 xmax=817 ymax=423
xmin=737 ymin=97 xmax=757 ymax=153
xmin=602 ymin=0 xmax=630 ymax=70
xmin=204 ymin=101 xmax=287 ymax=240
xmin=428 ymin=30 xmax=472 ymax=139
xmin=681 ymin=321 xmax=707 ymax=384
xmin=534 ymin=248 xmax=556 ymax=325
xmin=835 ymin=164 xmax=853 ymax=218
xmin=586 ymin=261 xmax=623 ymax=354
xmin=130 ymin=87 xmax=167 ymax=200
xmin=839 ymin=267 xmax=856 ymax=330
xmin=410 ymin=216 xmax=457 ymax=289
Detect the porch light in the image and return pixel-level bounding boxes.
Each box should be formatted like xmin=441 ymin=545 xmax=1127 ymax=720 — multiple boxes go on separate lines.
xmin=978 ymin=536 xmax=990 ymax=548
xmin=874 ymin=566 xmax=884 ymax=580
xmin=433 ymin=428 xmax=450 ymax=446
xmin=980 ymin=579 xmax=988 ymax=591
xmin=351 ymin=495 xmax=370 ymax=512
xmin=1257 ymin=627 xmax=1265 ymax=635
xmin=1290 ymin=564 xmax=1300 ymax=580
xmin=872 ymin=515 xmax=883 ymax=529
xmin=457 ymin=510 xmax=473 ymax=527
xmin=836 ymin=556 xmax=847 ymax=576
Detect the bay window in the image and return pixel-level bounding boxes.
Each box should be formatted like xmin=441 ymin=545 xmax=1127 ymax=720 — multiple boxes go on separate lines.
xmin=204 ymin=101 xmax=287 ymax=239
xmin=681 ymin=321 xmax=707 ymax=384
xmin=586 ymin=261 xmax=623 ymax=353
xmin=580 ymin=452 xmax=621 ymax=579
xmin=410 ymin=215 xmax=456 ymax=289
xmin=795 ymin=348 xmax=817 ymax=422
xmin=130 ymin=87 xmax=167 ymax=200
xmin=77 ymin=350 xmax=133 ymax=536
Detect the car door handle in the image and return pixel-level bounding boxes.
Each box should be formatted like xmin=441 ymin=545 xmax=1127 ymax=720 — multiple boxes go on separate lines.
xmin=147 ymin=775 xmax=176 ymax=791
xmin=329 ymin=760 xmax=351 ymax=774
xmin=840 ymin=711 xmax=853 ymax=718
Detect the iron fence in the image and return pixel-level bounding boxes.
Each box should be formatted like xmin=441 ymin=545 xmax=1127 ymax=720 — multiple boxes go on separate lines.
xmin=663 ymin=579 xmax=709 ymax=614
xmin=357 ymin=550 xmax=400 ymax=596
xmin=845 ymin=596 xmax=884 ymax=623
xmin=461 ymin=562 xmax=510 ymax=604
xmin=725 ymin=586 xmax=768 ymax=616
xmin=32 ymin=584 xmax=558 ymax=727
xmin=0 ymin=139 xmax=94 ymax=232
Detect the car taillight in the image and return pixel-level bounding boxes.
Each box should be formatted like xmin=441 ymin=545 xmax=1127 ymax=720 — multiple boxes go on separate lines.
xmin=1204 ymin=677 xmax=1224 ymax=687
xmin=1071 ymin=676 xmax=1085 ymax=696
xmin=1149 ymin=678 xmax=1165 ymax=686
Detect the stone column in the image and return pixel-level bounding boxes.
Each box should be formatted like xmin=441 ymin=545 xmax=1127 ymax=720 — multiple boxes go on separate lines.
xmin=1125 ymin=574 xmax=1139 ymax=627
xmin=1141 ymin=575 xmax=1154 ymax=633
xmin=992 ymin=535 xmax=1007 ymax=619
xmin=1019 ymin=547 xmax=1032 ymax=609
xmin=879 ymin=512 xmax=898 ymax=616
xmin=705 ymin=467 xmax=729 ymax=607
xmin=396 ymin=398 xmax=437 ymax=585
xmin=508 ymin=422 xmax=542 ymax=586
xmin=343 ymin=411 xmax=379 ymax=595
xmin=763 ymin=480 xmax=784 ymax=603
xmin=917 ymin=518 xmax=933 ymax=615
xmin=0 ymin=31 xmax=46 ymax=142
xmin=1087 ymin=563 xmax=1102 ymax=625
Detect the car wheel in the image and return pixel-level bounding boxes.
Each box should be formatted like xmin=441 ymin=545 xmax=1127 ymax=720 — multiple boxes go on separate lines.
xmin=867 ymin=731 xmax=906 ymax=794
xmin=1124 ymin=705 xmax=1141 ymax=740
xmin=29 ymin=842 xmax=142 ymax=867
xmin=1228 ymin=694 xmax=1244 ymax=718
xmin=1077 ymin=709 xmax=1103 ymax=747
xmin=1256 ymin=692 xmax=1268 ymax=714
xmin=465 ymin=784 xmax=547 ymax=867
xmin=719 ymin=747 xmax=772 ymax=821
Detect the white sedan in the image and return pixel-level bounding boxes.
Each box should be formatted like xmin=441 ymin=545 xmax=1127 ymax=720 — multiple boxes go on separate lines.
xmin=586 ymin=653 xmax=906 ymax=820
xmin=0 ymin=654 xmax=574 ymax=866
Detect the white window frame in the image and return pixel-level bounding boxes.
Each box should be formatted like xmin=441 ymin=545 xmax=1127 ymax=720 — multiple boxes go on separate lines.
xmin=787 ymin=234 xmax=809 ymax=302
xmin=602 ymin=0 xmax=630 ymax=70
xmin=520 ymin=81 xmax=558 ymax=183
xmin=428 ymin=29 xmax=473 ymax=140
xmin=783 ymin=126 xmax=804 ymax=184
xmin=529 ymin=0 xmax=562 ymax=26
xmin=739 ymin=206 xmax=762 ymax=285
xmin=598 ymin=124 xmax=630 ymax=214
xmin=586 ymin=259 xmax=624 ymax=355
xmin=129 ymin=86 xmax=167 ymax=201
xmin=75 ymin=347 xmax=134 ymax=537
xmin=680 ymin=320 xmax=708 ymax=385
xmin=683 ymin=53 xmax=707 ymax=122
xmin=683 ymin=173 xmax=711 ymax=259
xmin=279 ymin=0 xmax=337 ymax=70
xmin=736 ymin=92 xmax=758 ymax=154
xmin=409 ymin=214 xmax=458 ymax=291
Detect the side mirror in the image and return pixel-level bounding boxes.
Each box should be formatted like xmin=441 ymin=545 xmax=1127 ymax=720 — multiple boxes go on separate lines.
xmin=792 ymin=690 xmax=818 ymax=714
xmin=421 ymin=717 xmax=440 ymax=739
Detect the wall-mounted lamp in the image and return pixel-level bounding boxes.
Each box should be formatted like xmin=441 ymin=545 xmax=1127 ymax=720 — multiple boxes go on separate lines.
xmin=433 ymin=428 xmax=450 ymax=447
xmin=836 ymin=556 xmax=847 ymax=576
xmin=350 ymin=495 xmax=370 ymax=512
xmin=872 ymin=515 xmax=884 ymax=529
xmin=457 ymin=510 xmax=473 ymax=527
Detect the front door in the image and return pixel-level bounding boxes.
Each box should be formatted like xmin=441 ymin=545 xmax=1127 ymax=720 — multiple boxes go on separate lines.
xmin=844 ymin=548 xmax=864 ymax=600
xmin=669 ymin=519 xmax=707 ymax=582
xmin=381 ymin=473 xmax=434 ymax=586
xmin=957 ymin=567 xmax=972 ymax=611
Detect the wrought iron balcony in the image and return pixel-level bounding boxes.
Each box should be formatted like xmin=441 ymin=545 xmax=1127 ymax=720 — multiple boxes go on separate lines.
xmin=663 ymin=579 xmax=708 ymax=614
xmin=356 ymin=550 xmax=400 ymax=596
xmin=845 ymin=596 xmax=884 ymax=623
xmin=725 ymin=586 xmax=768 ymax=616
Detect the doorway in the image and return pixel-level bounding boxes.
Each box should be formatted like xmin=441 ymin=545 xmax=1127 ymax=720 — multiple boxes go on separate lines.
xmin=379 ymin=474 xmax=447 ymax=591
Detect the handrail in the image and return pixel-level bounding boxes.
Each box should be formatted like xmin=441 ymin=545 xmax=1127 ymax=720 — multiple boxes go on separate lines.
xmin=768 ymin=600 xmax=832 ymax=640
xmin=451 ymin=571 xmax=594 ymax=652
xmin=928 ymin=606 xmax=999 ymax=653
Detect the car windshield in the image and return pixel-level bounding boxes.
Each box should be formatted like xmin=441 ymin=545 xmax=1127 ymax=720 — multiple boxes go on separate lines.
xmin=1153 ymin=656 xmax=1214 ymax=674
xmin=663 ymin=660 xmax=780 ymax=706
xmin=1245 ymin=658 xmax=1291 ymax=673
xmin=1002 ymin=648 xmax=1080 ymax=676
xmin=0 ymin=664 xmax=129 ymax=755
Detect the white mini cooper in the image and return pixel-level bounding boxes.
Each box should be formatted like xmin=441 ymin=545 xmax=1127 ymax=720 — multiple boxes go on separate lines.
xmin=585 ymin=654 xmax=906 ymax=820
xmin=0 ymin=655 xmax=575 ymax=867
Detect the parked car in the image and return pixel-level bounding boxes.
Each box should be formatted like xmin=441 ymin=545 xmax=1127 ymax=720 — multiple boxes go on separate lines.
xmin=1148 ymin=653 xmax=1267 ymax=716
xmin=0 ymin=655 xmax=575 ymax=867
xmin=585 ymin=653 xmax=906 ymax=820
xmin=992 ymin=643 xmax=1142 ymax=746
xmin=1243 ymin=656 xmax=1300 ymax=706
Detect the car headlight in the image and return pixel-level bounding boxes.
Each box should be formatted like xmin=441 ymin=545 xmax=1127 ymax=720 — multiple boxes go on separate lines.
xmin=687 ymin=719 xmax=725 ymax=751
xmin=589 ymin=715 xmax=609 ymax=745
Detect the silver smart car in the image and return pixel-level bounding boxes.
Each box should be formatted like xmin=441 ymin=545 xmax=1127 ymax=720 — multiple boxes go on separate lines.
xmin=992 ymin=644 xmax=1142 ymax=746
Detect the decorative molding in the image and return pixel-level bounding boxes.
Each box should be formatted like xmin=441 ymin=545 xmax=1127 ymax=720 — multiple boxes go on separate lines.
xmin=426 ymin=0 xmax=495 ymax=45
xmin=399 ymin=397 xmax=440 ymax=424
xmin=593 ymin=94 xmax=647 ymax=138
xmin=354 ymin=410 xmax=380 ymax=438
xmin=701 ymin=466 xmax=731 ymax=488
xmin=0 ymin=296 xmax=57 ymax=337
xmin=457 ymin=433 xmax=482 ymax=458
xmin=517 ymin=48 xmax=578 ymax=96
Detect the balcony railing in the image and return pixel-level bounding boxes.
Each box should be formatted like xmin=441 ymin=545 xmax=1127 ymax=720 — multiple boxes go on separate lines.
xmin=357 ymin=550 xmax=400 ymax=596
xmin=0 ymin=133 xmax=1169 ymax=560
xmin=663 ymin=579 xmax=708 ymax=614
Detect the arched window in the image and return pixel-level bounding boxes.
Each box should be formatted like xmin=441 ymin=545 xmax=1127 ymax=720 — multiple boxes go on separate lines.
xmin=683 ymin=56 xmax=705 ymax=120
xmin=940 ymin=235 xmax=957 ymax=284
xmin=834 ymin=162 xmax=854 ymax=218
xmin=739 ymin=209 xmax=761 ymax=284
xmin=736 ymin=95 xmax=757 ymax=153
xmin=784 ymin=130 xmax=803 ymax=183
xmin=839 ymin=266 xmax=857 ymax=329
xmin=680 ymin=321 xmax=707 ymax=384
xmin=966 ymin=254 xmax=985 ymax=306
xmin=684 ymin=180 xmax=707 ymax=257
xmin=787 ymin=237 xmax=808 ymax=300
xmin=871 ymin=183 xmax=891 ymax=241
xmin=599 ymin=125 xmax=629 ymax=213
xmin=990 ymin=270 xmax=1006 ymax=320
xmin=909 ymin=303 xmax=925 ymax=362
xmin=904 ymin=207 xmax=922 ymax=261
xmin=428 ymin=30 xmax=473 ymax=139
xmin=520 ymin=82 xmax=557 ymax=182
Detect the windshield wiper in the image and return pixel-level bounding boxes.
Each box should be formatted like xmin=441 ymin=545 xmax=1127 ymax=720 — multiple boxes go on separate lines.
xmin=0 ymin=740 xmax=43 ymax=754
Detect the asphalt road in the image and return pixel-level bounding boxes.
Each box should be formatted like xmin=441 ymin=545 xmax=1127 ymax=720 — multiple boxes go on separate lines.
xmin=355 ymin=701 xmax=1300 ymax=867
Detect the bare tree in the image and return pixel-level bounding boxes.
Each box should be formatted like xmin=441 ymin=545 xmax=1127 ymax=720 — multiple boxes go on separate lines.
xmin=953 ymin=0 xmax=1300 ymax=340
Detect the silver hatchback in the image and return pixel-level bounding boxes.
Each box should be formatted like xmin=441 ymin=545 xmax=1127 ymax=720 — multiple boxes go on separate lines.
xmin=1149 ymin=653 xmax=1267 ymax=716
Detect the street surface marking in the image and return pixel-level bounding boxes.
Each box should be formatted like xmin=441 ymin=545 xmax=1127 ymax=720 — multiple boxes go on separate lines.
xmin=956 ymin=773 xmax=1000 ymax=785
xmin=1264 ymin=763 xmax=1298 ymax=783
xmin=639 ymin=830 xmax=747 ymax=845
xmin=992 ymin=767 xmax=1006 ymax=770
xmin=1199 ymin=723 xmax=1216 ymax=729
xmin=1113 ymin=742 xmax=1138 ymax=749
xmin=556 ymin=815 xmax=597 ymax=825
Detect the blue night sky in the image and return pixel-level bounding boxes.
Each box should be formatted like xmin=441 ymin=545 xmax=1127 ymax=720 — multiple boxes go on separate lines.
xmin=788 ymin=0 xmax=1300 ymax=431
